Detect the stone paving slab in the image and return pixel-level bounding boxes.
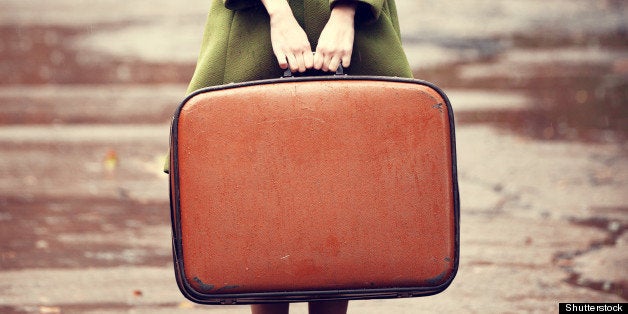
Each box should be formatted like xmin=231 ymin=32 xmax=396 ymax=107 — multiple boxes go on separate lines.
xmin=0 ymin=84 xmax=184 ymax=125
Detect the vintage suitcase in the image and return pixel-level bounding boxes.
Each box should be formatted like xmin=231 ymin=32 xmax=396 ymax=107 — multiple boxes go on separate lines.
xmin=169 ymin=73 xmax=459 ymax=305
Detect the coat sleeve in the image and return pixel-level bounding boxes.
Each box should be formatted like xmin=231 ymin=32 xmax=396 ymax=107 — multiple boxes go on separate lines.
xmin=330 ymin=0 xmax=385 ymax=24
xmin=223 ymin=0 xmax=260 ymax=10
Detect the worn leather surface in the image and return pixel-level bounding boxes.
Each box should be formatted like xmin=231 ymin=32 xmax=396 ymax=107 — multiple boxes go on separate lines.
xmin=172 ymin=78 xmax=457 ymax=296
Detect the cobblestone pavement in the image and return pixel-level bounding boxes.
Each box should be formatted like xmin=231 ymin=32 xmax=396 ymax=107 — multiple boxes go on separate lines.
xmin=0 ymin=1 xmax=626 ymax=313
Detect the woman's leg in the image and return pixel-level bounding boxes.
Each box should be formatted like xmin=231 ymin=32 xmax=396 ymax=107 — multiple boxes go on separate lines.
xmin=308 ymin=300 xmax=349 ymax=314
xmin=251 ymin=303 xmax=289 ymax=314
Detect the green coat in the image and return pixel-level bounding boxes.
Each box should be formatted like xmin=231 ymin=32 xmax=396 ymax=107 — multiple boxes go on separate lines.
xmin=166 ymin=0 xmax=412 ymax=172
xmin=186 ymin=0 xmax=413 ymax=93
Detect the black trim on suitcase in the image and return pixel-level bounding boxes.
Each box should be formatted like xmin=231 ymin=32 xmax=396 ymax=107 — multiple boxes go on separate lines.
xmin=169 ymin=75 xmax=460 ymax=305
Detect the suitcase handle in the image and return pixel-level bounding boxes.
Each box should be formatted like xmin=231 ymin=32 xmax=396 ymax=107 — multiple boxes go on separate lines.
xmin=282 ymin=65 xmax=345 ymax=78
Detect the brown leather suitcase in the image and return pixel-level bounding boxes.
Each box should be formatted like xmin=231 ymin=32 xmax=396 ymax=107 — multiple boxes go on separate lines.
xmin=168 ymin=74 xmax=459 ymax=305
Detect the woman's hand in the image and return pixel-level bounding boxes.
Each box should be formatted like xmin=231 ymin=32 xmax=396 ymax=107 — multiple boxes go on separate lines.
xmin=262 ymin=0 xmax=313 ymax=72
xmin=314 ymin=2 xmax=356 ymax=72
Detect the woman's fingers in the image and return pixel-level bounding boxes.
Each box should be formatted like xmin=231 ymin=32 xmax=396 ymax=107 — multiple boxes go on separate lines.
xmin=341 ymin=53 xmax=351 ymax=68
xmin=303 ymin=51 xmax=314 ymax=70
xmin=286 ymin=53 xmax=299 ymax=72
xmin=275 ymin=52 xmax=289 ymax=70
xmin=313 ymin=2 xmax=356 ymax=72
xmin=314 ymin=52 xmax=334 ymax=72
xmin=265 ymin=0 xmax=355 ymax=73
xmin=265 ymin=0 xmax=312 ymax=72
xmin=313 ymin=52 xmax=324 ymax=70
xmin=295 ymin=52 xmax=306 ymax=72
xmin=284 ymin=49 xmax=313 ymax=72
xmin=327 ymin=55 xmax=341 ymax=72
xmin=314 ymin=46 xmax=352 ymax=72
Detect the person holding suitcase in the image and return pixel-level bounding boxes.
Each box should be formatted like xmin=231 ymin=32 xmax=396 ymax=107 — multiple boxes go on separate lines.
xmin=185 ymin=0 xmax=412 ymax=93
xmin=182 ymin=0 xmax=414 ymax=313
